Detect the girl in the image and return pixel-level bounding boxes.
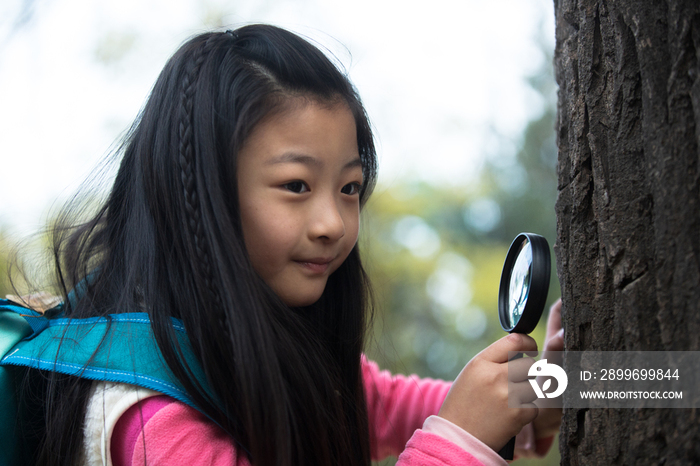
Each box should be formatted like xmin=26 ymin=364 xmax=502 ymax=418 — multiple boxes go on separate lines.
xmin=18 ymin=24 xmax=562 ymax=465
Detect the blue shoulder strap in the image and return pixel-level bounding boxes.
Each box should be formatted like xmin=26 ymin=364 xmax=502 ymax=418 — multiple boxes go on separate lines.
xmin=0 ymin=298 xmax=219 ymax=464
xmin=0 ymin=300 xmax=214 ymax=409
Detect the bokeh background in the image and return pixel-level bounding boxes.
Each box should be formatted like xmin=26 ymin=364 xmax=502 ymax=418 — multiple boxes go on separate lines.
xmin=1 ymin=0 xmax=560 ymax=463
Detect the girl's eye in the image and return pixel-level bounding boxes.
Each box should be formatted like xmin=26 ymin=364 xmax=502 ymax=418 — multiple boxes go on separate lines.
xmin=283 ymin=181 xmax=309 ymax=193
xmin=341 ymin=182 xmax=362 ymax=195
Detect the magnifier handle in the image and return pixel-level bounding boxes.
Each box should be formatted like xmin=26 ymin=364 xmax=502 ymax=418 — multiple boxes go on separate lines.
xmin=497 ymin=436 xmax=516 ymax=460
xmin=497 ymin=351 xmax=522 ymax=460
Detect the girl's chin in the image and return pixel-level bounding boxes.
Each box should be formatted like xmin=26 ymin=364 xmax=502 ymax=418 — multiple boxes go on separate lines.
xmin=279 ymin=290 xmax=325 ymax=308
xmin=268 ymin=273 xmax=330 ymax=307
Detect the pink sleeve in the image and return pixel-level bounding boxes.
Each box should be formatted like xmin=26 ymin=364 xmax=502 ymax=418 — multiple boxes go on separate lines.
xmin=395 ymin=430 xmax=486 ymax=466
xmin=111 ymin=397 xmax=248 ymax=466
xmin=111 ymin=396 xmax=173 ymax=466
xmin=362 ymin=356 xmax=451 ymax=459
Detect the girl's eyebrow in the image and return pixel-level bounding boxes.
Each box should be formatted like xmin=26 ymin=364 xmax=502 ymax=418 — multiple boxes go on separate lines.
xmin=344 ymin=158 xmax=363 ymax=170
xmin=266 ymin=153 xmax=322 ymax=167
xmin=266 ymin=152 xmax=363 ymax=170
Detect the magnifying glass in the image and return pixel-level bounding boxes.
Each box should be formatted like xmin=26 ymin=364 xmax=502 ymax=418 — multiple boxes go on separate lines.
xmin=496 ymin=233 xmax=551 ymax=460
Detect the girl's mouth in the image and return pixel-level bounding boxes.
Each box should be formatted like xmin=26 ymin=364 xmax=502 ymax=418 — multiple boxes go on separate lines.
xmin=295 ymin=259 xmax=332 ymax=274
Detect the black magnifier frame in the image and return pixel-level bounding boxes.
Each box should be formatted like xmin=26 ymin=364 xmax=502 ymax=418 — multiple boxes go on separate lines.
xmin=498 ymin=233 xmax=551 ymax=334
xmin=496 ymin=232 xmax=551 ymax=461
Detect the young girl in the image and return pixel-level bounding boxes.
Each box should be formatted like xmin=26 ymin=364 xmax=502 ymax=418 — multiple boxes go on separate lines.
xmin=19 ymin=24 xmax=562 ymax=465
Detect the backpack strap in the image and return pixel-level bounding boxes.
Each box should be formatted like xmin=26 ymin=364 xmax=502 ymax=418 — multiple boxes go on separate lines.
xmin=0 ymin=298 xmax=226 ymax=463
xmin=0 ymin=300 xmax=216 ymax=410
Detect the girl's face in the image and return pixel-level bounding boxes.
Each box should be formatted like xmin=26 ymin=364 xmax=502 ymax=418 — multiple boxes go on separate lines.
xmin=237 ymin=100 xmax=363 ymax=307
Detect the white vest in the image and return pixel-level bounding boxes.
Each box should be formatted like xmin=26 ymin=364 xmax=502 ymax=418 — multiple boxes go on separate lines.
xmin=81 ymin=382 xmax=160 ymax=466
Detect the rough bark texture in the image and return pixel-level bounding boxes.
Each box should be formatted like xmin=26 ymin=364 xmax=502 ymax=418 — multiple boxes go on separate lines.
xmin=554 ymin=0 xmax=700 ymax=464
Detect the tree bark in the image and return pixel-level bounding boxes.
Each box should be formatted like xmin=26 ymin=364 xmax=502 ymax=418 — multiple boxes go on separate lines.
xmin=554 ymin=0 xmax=700 ymax=464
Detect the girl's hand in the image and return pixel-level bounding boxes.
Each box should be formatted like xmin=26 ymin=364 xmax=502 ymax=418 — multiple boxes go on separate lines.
xmin=438 ymin=333 xmax=539 ymax=452
xmin=533 ymin=298 xmax=564 ymax=438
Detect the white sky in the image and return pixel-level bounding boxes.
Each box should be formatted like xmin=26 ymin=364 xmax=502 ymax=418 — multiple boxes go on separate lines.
xmin=0 ymin=0 xmax=555 ymax=238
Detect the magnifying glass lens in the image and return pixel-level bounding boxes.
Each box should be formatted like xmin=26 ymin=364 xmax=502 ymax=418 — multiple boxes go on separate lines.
xmin=498 ymin=232 xmax=550 ymax=334
xmin=506 ymin=239 xmax=532 ymax=329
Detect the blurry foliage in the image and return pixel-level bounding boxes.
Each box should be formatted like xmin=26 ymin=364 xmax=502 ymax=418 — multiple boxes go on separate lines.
xmin=362 ymin=185 xmax=515 ymax=375
xmin=0 ymin=230 xmax=13 ymax=297
xmin=0 ymin=227 xmax=55 ymax=300
xmin=364 ymin=33 xmax=560 ymax=466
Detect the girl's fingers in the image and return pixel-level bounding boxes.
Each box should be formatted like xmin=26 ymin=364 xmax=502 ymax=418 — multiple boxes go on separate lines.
xmin=508 ymin=356 xmax=537 ymax=382
xmin=510 ymin=379 xmax=539 ymax=406
xmin=546 ymin=299 xmax=562 ymax=338
xmin=543 ymin=298 xmax=564 ymax=352
xmin=480 ymin=333 xmax=538 ymax=364
xmin=545 ymin=328 xmax=565 ymax=352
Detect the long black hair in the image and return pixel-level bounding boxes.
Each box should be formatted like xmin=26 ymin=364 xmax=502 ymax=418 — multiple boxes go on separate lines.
xmin=34 ymin=24 xmax=377 ymax=465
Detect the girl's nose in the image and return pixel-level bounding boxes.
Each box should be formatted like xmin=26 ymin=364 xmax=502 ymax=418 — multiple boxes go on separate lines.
xmin=309 ymin=197 xmax=345 ymax=242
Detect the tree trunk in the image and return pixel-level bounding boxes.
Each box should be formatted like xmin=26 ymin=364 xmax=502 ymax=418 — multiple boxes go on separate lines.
xmin=554 ymin=0 xmax=700 ymax=464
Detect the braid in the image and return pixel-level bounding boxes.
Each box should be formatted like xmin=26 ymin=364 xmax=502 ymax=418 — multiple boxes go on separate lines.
xmin=177 ymin=36 xmax=223 ymax=308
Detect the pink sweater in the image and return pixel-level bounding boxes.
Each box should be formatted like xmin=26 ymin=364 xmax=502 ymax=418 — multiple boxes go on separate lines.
xmin=110 ymin=359 xmax=549 ymax=465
